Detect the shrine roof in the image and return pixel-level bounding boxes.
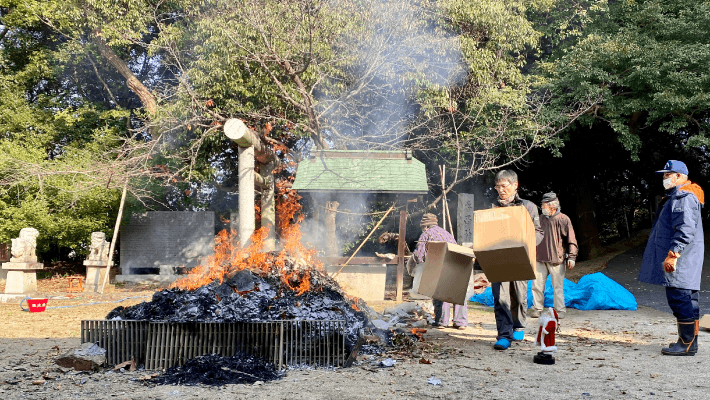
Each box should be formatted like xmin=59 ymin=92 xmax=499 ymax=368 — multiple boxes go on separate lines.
xmin=292 ymin=150 xmax=428 ymax=194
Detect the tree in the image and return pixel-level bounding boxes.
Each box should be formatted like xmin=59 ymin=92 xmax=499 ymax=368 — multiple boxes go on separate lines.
xmin=0 ymin=0 xmax=606 ymax=261
xmin=524 ymin=0 xmax=710 ymax=257
xmin=541 ymin=0 xmax=710 ymax=156
xmin=0 ymin=1 xmax=166 ymax=260
xmin=145 ymin=0 xmax=596 ymax=210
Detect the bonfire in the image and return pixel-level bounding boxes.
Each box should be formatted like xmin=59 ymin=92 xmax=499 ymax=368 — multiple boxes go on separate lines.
xmin=107 ymin=179 xmax=373 ymax=355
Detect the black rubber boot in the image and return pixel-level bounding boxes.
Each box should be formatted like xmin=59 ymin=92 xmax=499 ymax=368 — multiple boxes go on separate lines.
xmin=662 ymin=321 xmax=697 ymax=356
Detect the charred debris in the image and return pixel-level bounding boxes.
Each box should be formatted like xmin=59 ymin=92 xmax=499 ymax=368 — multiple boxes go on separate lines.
xmin=106 ymin=267 xmax=429 ymax=385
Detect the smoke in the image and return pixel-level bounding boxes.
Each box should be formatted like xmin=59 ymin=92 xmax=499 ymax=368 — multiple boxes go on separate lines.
xmin=319 ymin=0 xmax=467 ymax=149
xmin=299 ymin=191 xmax=388 ymax=257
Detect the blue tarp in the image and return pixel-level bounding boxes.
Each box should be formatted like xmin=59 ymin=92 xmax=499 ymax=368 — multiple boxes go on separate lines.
xmin=469 ymin=272 xmax=637 ymax=311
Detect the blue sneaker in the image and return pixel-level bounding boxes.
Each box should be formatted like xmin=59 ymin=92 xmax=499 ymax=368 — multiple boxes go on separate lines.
xmin=494 ymin=338 xmax=511 ymax=350
xmin=512 ymin=330 xmax=525 ymax=341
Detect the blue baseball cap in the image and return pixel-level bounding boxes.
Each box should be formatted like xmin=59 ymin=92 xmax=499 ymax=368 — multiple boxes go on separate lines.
xmin=656 ymin=160 xmax=689 ymax=175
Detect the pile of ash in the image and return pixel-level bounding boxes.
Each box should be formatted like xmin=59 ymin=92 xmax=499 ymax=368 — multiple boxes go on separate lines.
xmin=107 ymin=268 xmax=372 ymax=352
xmin=151 ymin=352 xmax=283 ymax=386
xmin=370 ymin=301 xmax=436 ymax=330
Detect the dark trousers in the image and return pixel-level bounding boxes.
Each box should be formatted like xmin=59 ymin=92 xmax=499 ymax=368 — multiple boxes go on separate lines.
xmin=665 ymin=287 xmax=700 ymax=322
xmin=492 ymin=281 xmax=527 ymax=340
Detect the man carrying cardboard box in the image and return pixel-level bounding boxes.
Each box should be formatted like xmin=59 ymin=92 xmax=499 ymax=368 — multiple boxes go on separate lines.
xmin=491 ymin=170 xmax=544 ymax=350
xmin=530 ymin=192 xmax=578 ymax=319
xmin=410 ymin=213 xmax=468 ymax=329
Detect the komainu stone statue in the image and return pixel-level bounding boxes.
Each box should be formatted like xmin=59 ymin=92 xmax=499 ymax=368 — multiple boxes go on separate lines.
xmin=87 ymin=232 xmax=110 ymax=262
xmin=10 ymin=227 xmax=39 ymax=263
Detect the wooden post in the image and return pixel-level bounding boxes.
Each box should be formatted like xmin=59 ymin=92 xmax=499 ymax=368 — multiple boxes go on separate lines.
xmin=325 ymin=201 xmax=339 ymax=256
xmin=99 ymin=180 xmax=128 ymax=294
xmin=261 ymin=162 xmax=276 ymax=251
xmin=439 ymin=165 xmax=447 ymax=232
xmin=396 ymin=210 xmax=407 ymax=302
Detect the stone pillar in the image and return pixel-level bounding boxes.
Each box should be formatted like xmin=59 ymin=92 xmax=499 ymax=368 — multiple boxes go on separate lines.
xmin=83 ymin=260 xmax=112 ymax=292
xmin=457 ymin=193 xmax=475 ymax=247
xmin=2 ymin=262 xmax=44 ymax=294
xmin=238 ymin=145 xmax=255 ymax=247
xmin=261 ymin=162 xmax=276 ymax=252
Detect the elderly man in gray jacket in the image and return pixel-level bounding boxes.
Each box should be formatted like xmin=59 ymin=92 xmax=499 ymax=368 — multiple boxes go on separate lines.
xmin=530 ymin=192 xmax=578 ymax=319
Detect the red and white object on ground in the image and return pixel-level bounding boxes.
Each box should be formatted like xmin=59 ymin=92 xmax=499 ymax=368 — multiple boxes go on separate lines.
xmin=20 ymin=297 xmax=48 ymax=313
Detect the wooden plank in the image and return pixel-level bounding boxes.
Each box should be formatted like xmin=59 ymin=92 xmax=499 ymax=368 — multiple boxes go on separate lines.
xmin=315 ymin=150 xmax=407 ymax=160
xmin=320 ymin=256 xmax=400 ymax=265
xmin=396 ymin=210 xmax=407 ymax=302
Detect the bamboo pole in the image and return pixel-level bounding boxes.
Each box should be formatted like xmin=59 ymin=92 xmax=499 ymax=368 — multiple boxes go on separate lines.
xmin=445 ymin=200 xmax=454 ymax=237
xmin=439 ymin=165 xmax=447 ymax=232
xmin=396 ymin=210 xmax=407 ymax=302
xmin=99 ymin=180 xmax=128 ymax=294
xmin=441 ymin=165 xmax=454 ymax=236
xmin=333 ymin=203 xmax=395 ymax=278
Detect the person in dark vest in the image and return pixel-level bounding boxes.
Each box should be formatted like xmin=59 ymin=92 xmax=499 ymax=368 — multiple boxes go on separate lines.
xmin=491 ymin=170 xmax=544 ymax=350
xmin=638 ymin=160 xmax=705 ymax=356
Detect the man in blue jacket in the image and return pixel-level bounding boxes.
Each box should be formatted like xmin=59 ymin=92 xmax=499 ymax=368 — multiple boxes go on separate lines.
xmin=638 ymin=160 xmax=705 ymax=356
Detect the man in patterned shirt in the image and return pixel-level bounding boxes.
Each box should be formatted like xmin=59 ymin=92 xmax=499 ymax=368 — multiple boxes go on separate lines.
xmin=411 ymin=213 xmax=468 ymax=329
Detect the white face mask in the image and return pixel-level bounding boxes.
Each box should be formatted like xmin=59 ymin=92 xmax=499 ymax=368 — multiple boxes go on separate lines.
xmin=542 ymin=208 xmax=551 ymax=216
xmin=663 ymin=177 xmax=674 ymax=189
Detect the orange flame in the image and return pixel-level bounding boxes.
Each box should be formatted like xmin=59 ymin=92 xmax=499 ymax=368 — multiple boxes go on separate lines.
xmin=172 ymin=150 xmax=322 ymax=296
xmin=272 ymin=178 xmax=322 ymax=295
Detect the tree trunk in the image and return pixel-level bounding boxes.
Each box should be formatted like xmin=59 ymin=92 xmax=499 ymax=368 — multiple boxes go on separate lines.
xmin=572 ymin=173 xmax=604 ymax=260
xmin=92 ymin=36 xmax=157 ymax=115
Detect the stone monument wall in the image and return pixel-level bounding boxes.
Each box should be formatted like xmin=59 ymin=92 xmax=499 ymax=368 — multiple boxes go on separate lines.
xmin=457 ymin=193 xmax=474 ymax=247
xmin=121 ymin=211 xmax=216 ymax=275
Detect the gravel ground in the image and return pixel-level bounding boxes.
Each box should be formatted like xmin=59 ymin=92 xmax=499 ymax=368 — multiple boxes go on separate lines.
xmin=3 ymin=235 xmax=710 ymax=400
xmin=1 ymin=304 xmax=708 ymax=400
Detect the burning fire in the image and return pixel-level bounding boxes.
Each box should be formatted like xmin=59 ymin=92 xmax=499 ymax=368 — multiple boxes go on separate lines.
xmin=172 ymin=154 xmax=322 ymax=295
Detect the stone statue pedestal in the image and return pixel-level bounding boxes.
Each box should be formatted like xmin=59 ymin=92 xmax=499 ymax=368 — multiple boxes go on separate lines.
xmin=83 ymin=260 xmax=112 ymax=292
xmin=2 ymin=261 xmax=44 ymax=294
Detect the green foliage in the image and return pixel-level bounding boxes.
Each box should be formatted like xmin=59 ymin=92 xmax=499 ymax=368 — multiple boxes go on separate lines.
xmin=541 ymin=0 xmax=710 ymax=158
xmin=407 ymin=0 xmax=567 ymax=176
xmin=0 ymin=4 xmax=132 ymax=260
xmin=155 ymin=0 xmax=357 ymax=130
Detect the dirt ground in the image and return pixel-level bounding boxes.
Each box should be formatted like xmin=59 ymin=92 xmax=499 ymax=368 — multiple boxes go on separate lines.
xmin=2 ymin=238 xmax=709 ymax=400
xmin=1 ymin=304 xmax=707 ymax=400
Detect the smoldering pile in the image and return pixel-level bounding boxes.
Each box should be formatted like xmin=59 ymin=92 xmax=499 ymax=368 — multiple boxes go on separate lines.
xmin=150 ymin=352 xmax=284 ymax=386
xmin=107 ymin=268 xmax=372 ymax=352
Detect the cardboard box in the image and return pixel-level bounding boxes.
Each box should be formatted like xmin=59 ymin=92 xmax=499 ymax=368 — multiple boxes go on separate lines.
xmin=699 ymin=314 xmax=710 ymax=331
xmin=417 ymin=242 xmax=475 ymax=305
xmin=472 ymin=205 xmax=536 ymax=282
